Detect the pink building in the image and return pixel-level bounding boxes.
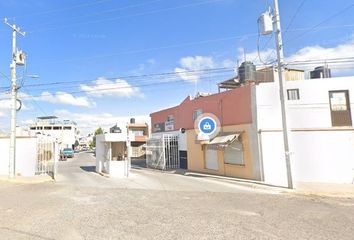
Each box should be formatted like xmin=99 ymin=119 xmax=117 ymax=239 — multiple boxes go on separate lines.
xmin=150 ymin=84 xmax=261 ymax=180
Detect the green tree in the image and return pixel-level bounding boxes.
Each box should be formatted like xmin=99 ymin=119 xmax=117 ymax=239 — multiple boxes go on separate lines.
xmin=91 ymin=127 xmax=103 ymax=148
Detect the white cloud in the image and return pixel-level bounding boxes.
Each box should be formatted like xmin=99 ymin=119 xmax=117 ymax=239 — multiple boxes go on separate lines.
xmin=242 ymin=36 xmax=354 ymax=76
xmin=53 ymin=109 xmax=150 ymax=135
xmin=80 ymin=77 xmax=143 ymax=98
xmin=36 ymin=91 xmax=95 ymax=108
xmin=175 ymin=56 xmax=216 ymax=83
xmin=0 ymin=92 xmax=30 ymax=117
xmin=285 ymin=37 xmax=354 ymax=75
xmin=286 ymin=38 xmax=354 ymax=63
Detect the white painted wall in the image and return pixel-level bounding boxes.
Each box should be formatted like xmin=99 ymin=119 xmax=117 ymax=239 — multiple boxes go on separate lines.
xmin=95 ymin=133 xmax=130 ymax=177
xmin=0 ymin=137 xmax=38 ymax=177
xmin=260 ymin=130 xmax=354 ymax=186
xmin=256 ymin=77 xmax=354 ymax=129
xmin=255 ymin=76 xmax=354 ymax=185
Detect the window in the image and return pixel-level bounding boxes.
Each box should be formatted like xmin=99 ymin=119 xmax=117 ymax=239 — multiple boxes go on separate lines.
xmin=224 ymin=141 xmax=244 ymax=165
xmin=329 ymin=90 xmax=352 ymax=126
xmin=287 ymin=89 xmax=300 ymax=100
xmin=30 ymin=127 xmax=36 ymax=130
xmin=166 ymin=115 xmax=174 ymax=122
xmin=53 ymin=126 xmax=62 ymax=130
xmin=44 ymin=126 xmax=52 ymax=130
xmin=193 ymin=109 xmax=203 ymax=120
xmin=37 ymin=126 xmax=43 ymax=130
xmin=63 ymin=126 xmax=72 ymax=130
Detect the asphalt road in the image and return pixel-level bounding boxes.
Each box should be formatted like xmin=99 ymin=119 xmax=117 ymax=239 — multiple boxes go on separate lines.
xmin=0 ymin=152 xmax=353 ymax=240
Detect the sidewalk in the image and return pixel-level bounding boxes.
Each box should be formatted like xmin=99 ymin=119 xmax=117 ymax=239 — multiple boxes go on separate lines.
xmin=0 ymin=174 xmax=54 ymax=184
xmin=295 ymin=182 xmax=354 ymax=198
xmin=179 ymin=170 xmax=354 ymax=198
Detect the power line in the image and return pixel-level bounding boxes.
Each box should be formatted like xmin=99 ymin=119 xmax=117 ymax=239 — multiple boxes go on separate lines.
xmin=28 ymin=0 xmax=225 ymax=34
xmin=6 ymin=0 xmax=112 ymax=20
xmin=284 ymin=3 xmax=354 ymax=45
xmin=283 ymin=0 xmax=307 ymax=35
xmin=254 ymin=0 xmax=306 ymax=65
xmin=32 ymin=33 xmax=257 ymax=65
xmin=21 ymin=87 xmax=48 ymax=116
xmin=0 ymin=75 xmax=208 ymax=101
xmin=0 ymin=67 xmax=234 ymax=90
xmin=27 ymin=0 xmax=163 ymax=30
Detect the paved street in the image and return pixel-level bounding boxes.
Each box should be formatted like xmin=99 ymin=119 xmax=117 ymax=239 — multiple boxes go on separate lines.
xmin=0 ymin=152 xmax=354 ymax=240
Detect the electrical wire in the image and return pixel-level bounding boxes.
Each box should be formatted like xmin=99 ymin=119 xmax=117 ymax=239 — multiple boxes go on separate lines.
xmin=6 ymin=0 xmax=112 ymax=20
xmin=0 ymin=70 xmax=234 ymax=101
xmin=31 ymin=33 xmax=258 ymax=65
xmin=27 ymin=0 xmax=225 ymax=34
xmin=283 ymin=0 xmax=307 ymax=35
xmin=284 ymin=3 xmax=354 ymax=45
xmin=27 ymin=0 xmax=163 ymax=30
xmin=0 ymin=67 xmax=234 ymax=90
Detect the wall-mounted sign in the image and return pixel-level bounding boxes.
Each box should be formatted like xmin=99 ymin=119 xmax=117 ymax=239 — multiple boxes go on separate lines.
xmin=165 ymin=121 xmax=174 ymax=131
xmin=153 ymin=123 xmax=165 ymax=133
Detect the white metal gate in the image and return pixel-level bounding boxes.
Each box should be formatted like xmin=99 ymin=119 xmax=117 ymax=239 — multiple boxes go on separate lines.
xmin=146 ymin=134 xmax=179 ymax=170
xmin=36 ymin=137 xmax=58 ymax=178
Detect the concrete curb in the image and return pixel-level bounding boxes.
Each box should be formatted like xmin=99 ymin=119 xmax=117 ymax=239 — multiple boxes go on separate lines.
xmin=0 ymin=175 xmax=54 ymax=184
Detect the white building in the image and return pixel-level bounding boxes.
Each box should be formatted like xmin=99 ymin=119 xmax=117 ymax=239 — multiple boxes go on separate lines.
xmin=255 ymin=76 xmax=354 ymax=186
xmin=29 ymin=116 xmax=79 ymax=149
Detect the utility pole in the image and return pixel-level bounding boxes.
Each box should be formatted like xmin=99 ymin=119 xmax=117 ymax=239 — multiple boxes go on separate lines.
xmin=4 ymin=18 xmax=26 ymax=178
xmin=273 ymin=0 xmax=293 ymax=189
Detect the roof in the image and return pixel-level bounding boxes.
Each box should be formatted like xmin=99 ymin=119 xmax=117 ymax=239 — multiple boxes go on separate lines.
xmin=128 ymin=123 xmax=148 ymax=128
xmin=37 ymin=116 xmax=58 ymax=120
xmin=218 ymin=77 xmax=240 ymax=89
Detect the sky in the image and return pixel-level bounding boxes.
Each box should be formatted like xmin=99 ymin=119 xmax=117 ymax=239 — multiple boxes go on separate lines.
xmin=0 ymin=0 xmax=353 ymax=135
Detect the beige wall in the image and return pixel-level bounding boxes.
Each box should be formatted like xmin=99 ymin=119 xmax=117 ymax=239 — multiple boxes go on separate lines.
xmin=186 ymin=124 xmax=255 ymax=180
xmin=111 ymin=142 xmax=127 ymax=160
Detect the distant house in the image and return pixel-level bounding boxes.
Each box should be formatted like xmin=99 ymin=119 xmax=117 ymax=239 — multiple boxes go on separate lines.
xmin=150 ymin=68 xmax=354 ymax=186
xmin=28 ymin=116 xmax=79 ymax=149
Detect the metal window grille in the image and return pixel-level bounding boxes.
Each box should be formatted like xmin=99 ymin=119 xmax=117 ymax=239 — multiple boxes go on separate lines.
xmin=287 ymin=89 xmax=300 ymax=100
xmin=146 ymin=134 xmax=179 ymax=170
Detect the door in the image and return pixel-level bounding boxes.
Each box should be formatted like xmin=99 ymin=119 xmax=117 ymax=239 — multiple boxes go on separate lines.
xmin=179 ymin=151 xmax=188 ymax=169
xmin=205 ymin=147 xmax=218 ymax=170
xmin=329 ymin=90 xmax=352 ymax=126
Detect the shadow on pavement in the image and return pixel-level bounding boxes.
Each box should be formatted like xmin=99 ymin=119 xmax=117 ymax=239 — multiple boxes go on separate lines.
xmin=131 ymin=159 xmax=147 ymax=168
xmin=80 ymin=166 xmax=96 ymax=172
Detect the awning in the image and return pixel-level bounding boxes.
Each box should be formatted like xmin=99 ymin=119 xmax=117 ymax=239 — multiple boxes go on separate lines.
xmin=206 ymin=132 xmax=242 ymax=148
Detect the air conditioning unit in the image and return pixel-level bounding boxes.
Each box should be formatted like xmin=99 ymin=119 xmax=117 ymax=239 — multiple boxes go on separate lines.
xmin=15 ymin=50 xmax=26 ymax=65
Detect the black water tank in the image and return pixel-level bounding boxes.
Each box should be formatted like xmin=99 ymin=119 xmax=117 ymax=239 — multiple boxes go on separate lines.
xmin=238 ymin=61 xmax=256 ymax=83
xmin=310 ymin=66 xmax=331 ymax=79
xmin=130 ymin=118 xmax=135 ymax=124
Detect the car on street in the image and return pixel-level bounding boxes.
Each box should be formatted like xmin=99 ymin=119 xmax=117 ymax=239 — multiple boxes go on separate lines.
xmin=62 ymin=148 xmax=74 ymax=158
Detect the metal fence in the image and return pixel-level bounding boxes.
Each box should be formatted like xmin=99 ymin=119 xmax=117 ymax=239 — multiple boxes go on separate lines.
xmin=36 ymin=137 xmax=58 ymax=178
xmin=146 ymin=134 xmax=179 ymax=170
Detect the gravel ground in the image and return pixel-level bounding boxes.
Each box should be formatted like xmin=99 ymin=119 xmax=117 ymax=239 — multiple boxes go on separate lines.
xmin=0 ymin=152 xmax=353 ymax=240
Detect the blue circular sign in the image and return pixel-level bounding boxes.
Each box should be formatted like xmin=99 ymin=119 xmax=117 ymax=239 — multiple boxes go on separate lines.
xmin=198 ymin=117 xmax=216 ymax=135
